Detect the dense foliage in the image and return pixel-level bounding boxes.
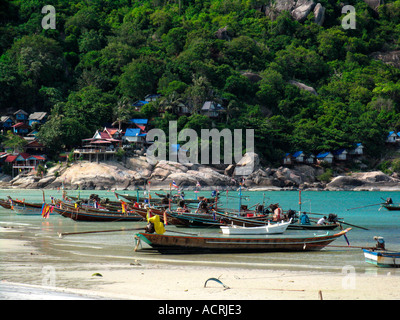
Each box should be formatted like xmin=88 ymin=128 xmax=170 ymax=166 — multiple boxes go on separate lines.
xmin=1 ymin=0 xmax=400 ymax=164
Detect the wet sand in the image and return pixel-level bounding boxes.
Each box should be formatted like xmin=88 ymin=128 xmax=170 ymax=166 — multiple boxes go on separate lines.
xmin=1 ymin=215 xmax=400 ymax=301
xmin=1 ymin=235 xmax=400 ymax=300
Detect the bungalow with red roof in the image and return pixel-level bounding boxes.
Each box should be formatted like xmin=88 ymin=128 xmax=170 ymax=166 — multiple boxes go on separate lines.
xmin=12 ymin=122 xmax=31 ymax=136
xmin=5 ymin=152 xmax=46 ymax=177
xmin=74 ymin=128 xmax=122 ymax=162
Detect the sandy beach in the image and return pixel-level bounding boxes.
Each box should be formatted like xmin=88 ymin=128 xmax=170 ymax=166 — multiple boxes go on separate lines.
xmin=56 ymin=262 xmax=400 ymax=300
xmin=1 ymin=237 xmax=399 ymax=301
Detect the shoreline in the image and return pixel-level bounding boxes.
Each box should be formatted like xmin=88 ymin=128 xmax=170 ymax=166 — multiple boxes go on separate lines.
xmin=1 ymin=186 xmax=400 ymax=192
xmin=2 ymin=260 xmax=400 ymax=300
xmin=1 ymin=229 xmax=400 ymax=301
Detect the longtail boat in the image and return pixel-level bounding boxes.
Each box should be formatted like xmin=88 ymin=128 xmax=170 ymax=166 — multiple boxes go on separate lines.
xmin=363 ymin=249 xmax=400 ymax=267
xmin=215 ymin=211 xmax=340 ymax=230
xmin=287 ymin=222 xmax=340 ymax=230
xmin=0 ymin=199 xmax=12 ymax=210
xmin=135 ymin=228 xmax=352 ymax=254
xmin=220 ymin=219 xmax=292 ymax=235
xmin=7 ymin=198 xmax=53 ymax=215
xmin=54 ymin=207 xmax=143 ymax=222
xmin=166 ymin=211 xmax=225 ymax=228
xmin=381 ymin=204 xmax=400 ymax=211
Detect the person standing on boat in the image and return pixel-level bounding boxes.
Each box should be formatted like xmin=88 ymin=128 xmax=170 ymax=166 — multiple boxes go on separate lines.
xmin=273 ymin=205 xmax=283 ymax=221
xmin=300 ymin=212 xmax=310 ymax=225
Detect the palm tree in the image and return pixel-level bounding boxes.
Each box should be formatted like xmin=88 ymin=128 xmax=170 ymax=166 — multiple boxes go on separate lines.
xmin=158 ymin=92 xmax=186 ymax=115
xmin=113 ymin=96 xmax=131 ymax=131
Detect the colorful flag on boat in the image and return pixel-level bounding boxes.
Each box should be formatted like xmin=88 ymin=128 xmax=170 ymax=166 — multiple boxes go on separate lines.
xmin=41 ymin=203 xmax=51 ymax=219
xmin=121 ymin=201 xmax=127 ymax=214
xmin=172 ymin=180 xmax=178 ymax=189
xmin=146 ymin=208 xmax=152 ymax=221
xmin=163 ymin=210 xmax=167 ymax=225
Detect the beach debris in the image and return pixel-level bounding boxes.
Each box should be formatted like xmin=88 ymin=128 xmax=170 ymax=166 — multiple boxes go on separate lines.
xmin=318 ymin=290 xmax=323 ymax=300
xmin=91 ymin=273 xmax=103 ymax=277
xmin=204 ymin=277 xmax=230 ymax=290
xmin=130 ymin=260 xmax=141 ymax=266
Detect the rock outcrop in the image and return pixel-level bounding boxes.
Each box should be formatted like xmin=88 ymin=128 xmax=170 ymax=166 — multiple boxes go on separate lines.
xmin=363 ymin=0 xmax=382 ymax=11
xmin=4 ymin=156 xmax=400 ymax=191
xmin=288 ymin=80 xmax=318 ymax=95
xmin=370 ymin=51 xmax=400 ymax=69
xmin=263 ymin=0 xmax=324 ymax=24
xmin=327 ymin=171 xmax=400 ymax=190
xmin=313 ymin=3 xmax=325 ymax=26
xmin=291 ymin=0 xmax=316 ymax=22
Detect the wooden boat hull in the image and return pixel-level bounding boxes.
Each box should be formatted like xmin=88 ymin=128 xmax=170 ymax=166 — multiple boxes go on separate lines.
xmin=0 ymin=199 xmax=12 ymax=210
xmin=135 ymin=228 xmax=352 ymax=254
xmin=167 ymin=212 xmax=225 ymax=228
xmin=363 ymin=249 xmax=400 ymax=267
xmin=8 ymin=199 xmax=55 ymax=215
xmin=287 ymin=223 xmax=339 ymax=230
xmin=381 ymin=204 xmax=400 ymax=211
xmin=54 ymin=207 xmax=143 ymax=222
xmin=220 ymin=220 xmax=291 ymax=235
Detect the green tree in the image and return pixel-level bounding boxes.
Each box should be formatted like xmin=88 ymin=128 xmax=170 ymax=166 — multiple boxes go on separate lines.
xmin=119 ymin=57 xmax=164 ymax=100
xmin=3 ymin=131 xmax=28 ymax=153
xmin=62 ymin=86 xmax=116 ymax=132
xmin=36 ymin=113 xmax=91 ymax=156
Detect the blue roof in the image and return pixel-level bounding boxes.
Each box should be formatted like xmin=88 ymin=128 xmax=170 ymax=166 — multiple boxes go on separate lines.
xmin=131 ymin=101 xmax=149 ymax=107
xmin=333 ymin=149 xmax=346 ymax=155
xmin=130 ymin=119 xmax=148 ymax=124
xmin=292 ymin=151 xmax=303 ymax=158
xmin=316 ymin=152 xmax=331 ymax=158
xmin=125 ymin=128 xmax=141 ymax=137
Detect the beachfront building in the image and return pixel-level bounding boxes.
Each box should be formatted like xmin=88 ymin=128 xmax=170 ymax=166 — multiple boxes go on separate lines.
xmin=304 ymin=154 xmax=315 ymax=164
xmin=201 ymin=101 xmax=225 ymax=118
xmin=12 ymin=122 xmax=31 ymax=136
xmin=292 ymin=151 xmax=305 ymax=163
xmin=74 ymin=129 xmax=121 ymax=162
xmin=4 ymin=152 xmax=46 ymax=177
xmin=333 ymin=149 xmax=348 ymax=161
xmin=28 ymin=112 xmax=48 ymax=126
xmin=283 ymin=153 xmax=293 ymax=165
xmin=0 ymin=116 xmax=13 ymax=131
xmin=386 ymin=131 xmax=398 ymax=143
xmin=122 ymin=128 xmax=147 ymax=146
xmin=348 ymin=143 xmax=364 ymax=156
xmin=316 ymin=151 xmax=334 ymax=164
xmin=145 ymin=94 xmax=161 ymax=102
xmin=13 ymin=110 xmax=29 ymax=124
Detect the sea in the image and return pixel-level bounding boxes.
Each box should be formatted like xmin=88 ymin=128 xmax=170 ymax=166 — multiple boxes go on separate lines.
xmin=1 ymin=188 xmax=400 ymax=289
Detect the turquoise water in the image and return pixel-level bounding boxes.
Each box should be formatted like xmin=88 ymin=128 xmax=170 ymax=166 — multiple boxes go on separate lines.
xmin=1 ymin=189 xmax=400 ymax=276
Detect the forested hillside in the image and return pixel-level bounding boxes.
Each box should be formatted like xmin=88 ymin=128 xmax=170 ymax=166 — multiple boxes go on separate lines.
xmin=1 ymin=0 xmax=400 ymax=164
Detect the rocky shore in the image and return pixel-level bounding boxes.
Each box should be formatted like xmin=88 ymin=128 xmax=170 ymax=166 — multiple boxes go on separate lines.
xmin=1 ymin=153 xmax=399 ymax=191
